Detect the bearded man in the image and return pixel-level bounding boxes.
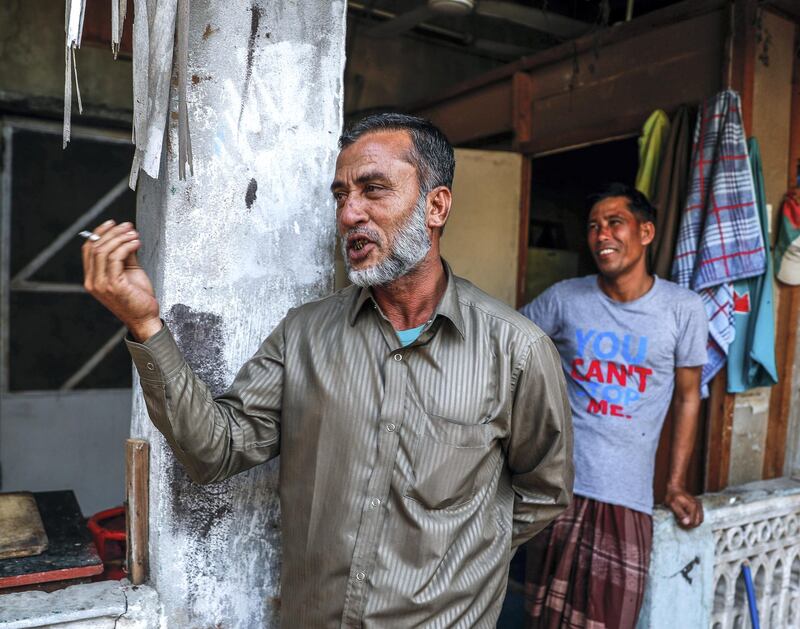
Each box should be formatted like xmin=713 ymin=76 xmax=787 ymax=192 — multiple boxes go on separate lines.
xmin=82 ymin=113 xmax=572 ymax=628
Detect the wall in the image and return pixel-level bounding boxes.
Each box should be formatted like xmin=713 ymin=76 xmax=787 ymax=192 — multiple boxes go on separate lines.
xmin=787 ymin=325 xmax=800 ymax=477
xmin=441 ymin=149 xmax=522 ymax=306
xmin=728 ymin=10 xmax=795 ymax=486
xmin=344 ymin=16 xmax=500 ymax=115
xmin=0 ymin=390 xmax=130 ymax=515
xmin=0 ymin=0 xmax=132 ymax=116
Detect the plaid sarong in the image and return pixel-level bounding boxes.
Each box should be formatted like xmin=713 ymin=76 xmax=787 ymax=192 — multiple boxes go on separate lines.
xmin=524 ymin=495 xmax=652 ymax=629
xmin=671 ymin=90 xmax=766 ymax=391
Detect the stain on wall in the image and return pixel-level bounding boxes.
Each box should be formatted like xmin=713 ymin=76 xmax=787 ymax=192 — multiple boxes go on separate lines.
xmin=167 ymin=303 xmax=227 ymax=396
xmin=245 ymin=178 xmax=258 ymax=209
xmin=239 ymin=3 xmax=264 ymax=128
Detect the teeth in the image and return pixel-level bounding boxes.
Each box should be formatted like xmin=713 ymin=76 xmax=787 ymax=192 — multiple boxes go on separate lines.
xmin=354 ymin=240 xmax=364 ymax=251
xmin=599 ymin=249 xmax=614 ymax=255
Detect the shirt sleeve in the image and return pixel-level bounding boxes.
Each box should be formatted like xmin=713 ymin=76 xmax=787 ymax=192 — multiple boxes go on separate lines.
xmin=503 ymin=335 xmax=574 ymax=549
xmin=675 ymin=295 xmax=709 ymax=367
xmin=125 ymin=320 xmax=285 ymax=485
xmin=518 ymin=284 xmax=560 ymax=338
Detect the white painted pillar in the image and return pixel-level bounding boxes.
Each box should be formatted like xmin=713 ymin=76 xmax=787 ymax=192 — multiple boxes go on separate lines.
xmin=130 ymin=2 xmax=346 ymax=626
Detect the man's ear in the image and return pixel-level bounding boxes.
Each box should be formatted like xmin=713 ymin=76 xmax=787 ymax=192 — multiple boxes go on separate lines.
xmin=427 ymin=186 xmax=452 ymax=231
xmin=641 ymin=220 xmax=655 ymax=246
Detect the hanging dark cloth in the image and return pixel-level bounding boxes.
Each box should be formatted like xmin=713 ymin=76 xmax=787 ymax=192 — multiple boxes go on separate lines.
xmin=648 ymin=105 xmax=693 ymax=279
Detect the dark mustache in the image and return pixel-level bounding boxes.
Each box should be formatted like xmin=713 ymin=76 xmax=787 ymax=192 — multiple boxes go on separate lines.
xmin=345 ymin=227 xmax=382 ymax=247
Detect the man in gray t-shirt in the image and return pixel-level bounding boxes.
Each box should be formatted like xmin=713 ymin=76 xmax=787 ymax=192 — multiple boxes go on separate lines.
xmin=520 ymin=183 xmax=707 ymax=629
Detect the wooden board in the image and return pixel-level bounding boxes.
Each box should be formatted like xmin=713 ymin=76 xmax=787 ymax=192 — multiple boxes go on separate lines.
xmin=0 ymin=492 xmax=48 ymax=560
xmin=0 ymin=491 xmax=103 ymax=590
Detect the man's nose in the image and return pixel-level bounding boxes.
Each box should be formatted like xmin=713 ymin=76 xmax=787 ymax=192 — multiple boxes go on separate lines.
xmin=338 ymin=194 xmax=370 ymax=228
xmin=596 ymin=223 xmax=612 ymax=240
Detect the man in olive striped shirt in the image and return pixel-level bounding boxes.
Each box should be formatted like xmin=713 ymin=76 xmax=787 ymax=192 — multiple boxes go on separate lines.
xmin=82 ymin=113 xmax=572 ymax=628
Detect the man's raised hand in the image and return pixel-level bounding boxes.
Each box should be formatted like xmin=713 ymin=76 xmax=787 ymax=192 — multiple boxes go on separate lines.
xmin=82 ymin=220 xmax=163 ymax=342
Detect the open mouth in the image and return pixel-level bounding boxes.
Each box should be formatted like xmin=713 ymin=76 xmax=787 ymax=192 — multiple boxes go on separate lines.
xmin=596 ymin=247 xmax=617 ymax=258
xmin=346 ymin=233 xmax=378 ymax=262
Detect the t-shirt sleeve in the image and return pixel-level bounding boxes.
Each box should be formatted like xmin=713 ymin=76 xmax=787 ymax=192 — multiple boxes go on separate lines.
xmin=518 ymin=284 xmax=561 ymax=337
xmin=675 ymin=294 xmax=709 ymax=367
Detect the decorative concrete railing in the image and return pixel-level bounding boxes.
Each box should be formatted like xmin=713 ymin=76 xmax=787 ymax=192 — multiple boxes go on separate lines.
xmin=710 ymin=487 xmax=800 ymax=628
xmin=638 ymin=477 xmax=800 ymax=629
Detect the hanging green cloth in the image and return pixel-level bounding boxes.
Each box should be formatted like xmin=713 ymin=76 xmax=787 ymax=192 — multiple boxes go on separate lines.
xmin=635 ymin=110 xmax=671 ymax=201
xmin=727 ymin=138 xmax=778 ymax=392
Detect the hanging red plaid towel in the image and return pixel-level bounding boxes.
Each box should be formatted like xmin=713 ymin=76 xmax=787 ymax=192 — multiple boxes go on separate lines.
xmin=671 ymin=90 xmax=766 ymax=391
xmin=524 ymin=496 xmax=652 ymax=629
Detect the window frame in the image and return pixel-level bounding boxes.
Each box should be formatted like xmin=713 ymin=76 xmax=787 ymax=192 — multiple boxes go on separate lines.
xmin=0 ymin=116 xmax=134 ymax=393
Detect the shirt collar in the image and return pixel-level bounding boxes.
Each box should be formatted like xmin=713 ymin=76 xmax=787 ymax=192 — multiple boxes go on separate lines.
xmin=347 ymin=259 xmax=466 ymax=339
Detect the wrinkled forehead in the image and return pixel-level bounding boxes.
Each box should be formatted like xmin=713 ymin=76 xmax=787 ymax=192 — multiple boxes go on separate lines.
xmin=331 ymin=132 xmax=420 ymax=194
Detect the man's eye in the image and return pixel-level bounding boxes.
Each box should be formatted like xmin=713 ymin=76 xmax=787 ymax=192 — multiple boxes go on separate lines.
xmin=365 ymin=185 xmax=382 ymax=193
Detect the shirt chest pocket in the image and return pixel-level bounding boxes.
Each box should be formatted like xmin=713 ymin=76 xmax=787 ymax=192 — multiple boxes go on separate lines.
xmin=404 ymin=413 xmax=499 ymax=510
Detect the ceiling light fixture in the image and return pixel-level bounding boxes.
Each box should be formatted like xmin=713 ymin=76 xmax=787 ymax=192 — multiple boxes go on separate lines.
xmin=427 ymin=0 xmax=476 ymax=16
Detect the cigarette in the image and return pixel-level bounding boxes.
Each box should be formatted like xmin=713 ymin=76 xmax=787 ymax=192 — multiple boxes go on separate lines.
xmin=78 ymin=230 xmax=101 ymax=242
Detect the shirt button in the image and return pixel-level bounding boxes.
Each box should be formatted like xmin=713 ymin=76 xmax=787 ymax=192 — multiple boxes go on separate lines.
xmin=146 ymin=362 xmax=155 ymax=371
xmin=370 ymin=498 xmax=381 ymax=509
xmin=356 ymin=571 xmax=366 ymax=581
xmin=393 ymin=353 xmax=402 ymax=361
xmin=386 ymin=423 xmax=396 ymax=432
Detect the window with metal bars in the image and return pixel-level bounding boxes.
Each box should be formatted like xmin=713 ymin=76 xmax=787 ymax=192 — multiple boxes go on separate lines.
xmin=1 ymin=118 xmax=136 ymax=391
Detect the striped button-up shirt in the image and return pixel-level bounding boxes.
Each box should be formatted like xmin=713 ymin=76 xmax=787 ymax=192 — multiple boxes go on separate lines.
xmin=126 ymin=265 xmax=572 ymax=628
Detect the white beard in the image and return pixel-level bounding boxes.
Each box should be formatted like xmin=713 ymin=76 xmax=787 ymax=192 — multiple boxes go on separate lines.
xmin=343 ymin=195 xmax=432 ymax=287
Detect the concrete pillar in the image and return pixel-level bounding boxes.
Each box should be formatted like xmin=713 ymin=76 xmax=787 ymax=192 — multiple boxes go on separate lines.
xmin=131 ymin=2 xmax=346 ymax=626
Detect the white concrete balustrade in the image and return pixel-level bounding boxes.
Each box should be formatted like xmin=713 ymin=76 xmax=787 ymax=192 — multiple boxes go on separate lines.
xmin=711 ymin=489 xmax=800 ymax=628
xmin=638 ymin=477 xmax=800 ymax=629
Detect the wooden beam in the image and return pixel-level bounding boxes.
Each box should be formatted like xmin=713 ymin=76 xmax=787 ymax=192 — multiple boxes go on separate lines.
xmin=511 ymin=72 xmax=533 ymax=150
xmin=730 ymin=0 xmax=757 ymax=135
xmin=414 ymin=81 xmax=513 ymax=146
xmin=410 ymin=0 xmax=727 ymax=114
xmin=763 ymin=0 xmax=800 ymax=23
xmin=703 ymin=0 xmax=758 ymax=492
xmin=126 ymin=439 xmax=149 ymax=585
xmin=764 ymin=286 xmax=800 ymax=478
xmin=763 ymin=23 xmax=800 ymax=479
xmin=515 ymin=157 xmax=532 ymax=309
xmin=789 ymin=23 xmax=800 ymax=194
xmin=512 ymin=10 xmax=724 ymax=156
xmin=705 ymin=370 xmax=736 ymax=491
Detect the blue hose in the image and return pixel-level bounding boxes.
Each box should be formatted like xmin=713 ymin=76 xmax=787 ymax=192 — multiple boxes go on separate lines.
xmin=742 ymin=562 xmax=760 ymax=629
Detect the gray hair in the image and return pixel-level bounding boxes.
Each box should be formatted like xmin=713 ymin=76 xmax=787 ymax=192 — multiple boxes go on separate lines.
xmin=338 ymin=113 xmax=455 ymax=196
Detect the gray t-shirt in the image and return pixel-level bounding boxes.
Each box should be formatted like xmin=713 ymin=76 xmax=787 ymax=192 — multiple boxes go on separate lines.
xmin=520 ymin=275 xmax=707 ymax=514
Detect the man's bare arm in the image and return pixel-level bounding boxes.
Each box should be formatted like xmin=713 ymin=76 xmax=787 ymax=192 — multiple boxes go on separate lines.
xmin=664 ymin=365 xmax=704 ymax=529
